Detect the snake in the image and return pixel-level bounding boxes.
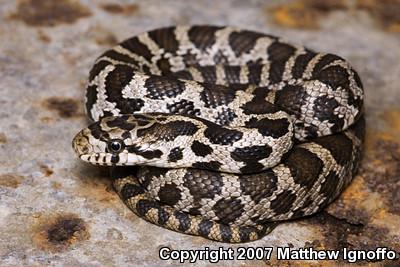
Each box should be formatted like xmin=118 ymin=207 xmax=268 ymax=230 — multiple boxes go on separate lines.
xmin=72 ymin=25 xmax=365 ymax=243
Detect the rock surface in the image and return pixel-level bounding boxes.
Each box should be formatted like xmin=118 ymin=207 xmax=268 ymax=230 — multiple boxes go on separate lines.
xmin=0 ymin=0 xmax=399 ymax=266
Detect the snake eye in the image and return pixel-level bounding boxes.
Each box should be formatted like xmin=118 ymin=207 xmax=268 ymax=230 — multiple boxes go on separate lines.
xmin=107 ymin=139 xmax=124 ymax=153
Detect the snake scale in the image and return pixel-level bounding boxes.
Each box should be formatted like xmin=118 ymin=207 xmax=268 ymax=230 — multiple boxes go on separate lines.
xmin=72 ymin=25 xmax=365 ymax=243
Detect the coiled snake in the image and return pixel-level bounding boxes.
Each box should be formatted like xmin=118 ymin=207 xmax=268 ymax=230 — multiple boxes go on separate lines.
xmin=72 ymin=26 xmax=365 ymax=243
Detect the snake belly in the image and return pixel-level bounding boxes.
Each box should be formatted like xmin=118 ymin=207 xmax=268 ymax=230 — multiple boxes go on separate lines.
xmin=73 ymin=25 xmax=365 ymax=243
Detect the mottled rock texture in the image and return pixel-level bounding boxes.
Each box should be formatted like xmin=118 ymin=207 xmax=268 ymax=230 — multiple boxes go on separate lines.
xmin=0 ymin=0 xmax=399 ymax=266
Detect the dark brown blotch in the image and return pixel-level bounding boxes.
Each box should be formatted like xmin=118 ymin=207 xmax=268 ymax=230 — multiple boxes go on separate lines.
xmin=0 ymin=173 xmax=25 ymax=188
xmin=267 ymin=42 xmax=296 ymax=83
xmin=101 ymin=50 xmax=141 ymax=66
xmin=197 ymin=66 xmax=217 ymax=84
xmin=168 ymin=147 xmax=184 ymax=162
xmin=219 ymin=224 xmax=233 ymax=242
xmin=238 ymin=227 xmax=253 ymax=242
xmin=228 ymin=30 xmax=271 ymax=57
xmin=120 ymin=36 xmax=153 ymax=61
xmin=120 ymin=182 xmax=145 ymax=200
xmin=166 ymin=99 xmax=201 ymax=116
xmin=285 ymin=147 xmax=323 ymax=188
xmin=85 ymin=85 xmax=98 ymax=120
xmin=88 ymin=121 xmax=108 ymax=139
xmin=145 ymin=76 xmax=186 ymax=100
xmin=239 ymin=162 xmax=266 ymax=174
xmin=147 ymin=26 xmax=179 ymax=54
xmin=157 ymin=184 xmax=182 ymax=206
xmin=135 ymin=199 xmax=170 ymax=225
xmin=47 ymin=218 xmax=86 ymax=244
xmin=246 ymin=117 xmax=291 ymax=138
xmin=312 ymin=54 xmax=344 ymax=76
xmin=9 ymin=0 xmax=91 ymax=27
xmin=32 ymin=214 xmax=89 ymax=252
xmin=88 ymin=60 xmax=110 ymax=82
xmin=182 ymin=169 xmax=223 ymax=201
xmin=105 ymin=115 xmax=137 ymax=131
xmin=213 ymin=197 xmax=244 ymax=225
xmin=319 ymin=170 xmax=343 ymax=203
xmin=191 ymin=141 xmax=213 ymax=157
xmin=191 ymin=161 xmax=222 ymax=171
xmin=156 ymin=58 xmax=172 ymax=74
xmin=267 ymin=41 xmax=296 ymax=62
xmin=313 ymin=133 xmax=354 ymax=166
xmin=274 ymin=84 xmax=308 ymax=118
xmin=187 ymin=26 xmax=224 ymax=51
xmin=100 ymin=3 xmax=139 ymax=15
xmin=198 ymin=219 xmax=214 ymax=237
xmin=188 ymin=207 xmax=201 ymax=215
xmin=168 ymin=70 xmax=194 ymax=81
xmin=292 ymin=51 xmax=317 ymax=79
xmin=39 ymin=164 xmax=53 ymax=177
xmin=43 ymin=97 xmax=80 ymax=118
xmin=315 ymin=65 xmax=350 ymax=90
xmin=223 ymin=65 xmax=242 ymax=84
xmin=202 ymin=120 xmax=243 ymax=145
xmin=239 ymin=171 xmax=278 ymax=203
xmin=157 ymin=208 xmax=170 ymax=225
xmin=313 ymin=95 xmax=340 ymax=121
xmin=90 ymin=27 xmax=118 ymax=46
xmin=232 ymin=145 xmax=272 ymax=162
xmin=121 ymin=131 xmax=131 ymax=140
xmin=199 ymin=84 xmax=236 ymax=108
xmin=136 ymin=120 xmax=199 ymax=142
xmin=37 ymin=29 xmax=51 ymax=42
xmin=173 ymin=211 xmax=191 ymax=232
xmin=127 ymin=145 xmax=163 ymax=159
xmin=241 ymin=98 xmax=278 ymax=115
xmin=269 ymin=190 xmax=297 ymax=214
xmin=247 ymin=64 xmax=263 ymax=84
xmin=104 ymin=65 xmax=146 ymax=114
xmin=0 ymin=133 xmax=7 ymax=143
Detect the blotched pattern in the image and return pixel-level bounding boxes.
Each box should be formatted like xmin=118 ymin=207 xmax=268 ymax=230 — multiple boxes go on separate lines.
xmin=73 ymin=26 xmax=365 ymax=243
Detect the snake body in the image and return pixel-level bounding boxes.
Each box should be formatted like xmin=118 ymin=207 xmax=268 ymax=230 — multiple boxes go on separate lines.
xmin=73 ymin=26 xmax=365 ymax=242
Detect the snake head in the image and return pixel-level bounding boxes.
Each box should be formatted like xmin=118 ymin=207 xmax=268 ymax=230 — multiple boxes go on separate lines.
xmin=72 ymin=114 xmax=166 ymax=166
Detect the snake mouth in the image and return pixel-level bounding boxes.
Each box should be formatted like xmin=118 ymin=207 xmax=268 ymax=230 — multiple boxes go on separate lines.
xmin=79 ymin=153 xmax=112 ymax=165
xmin=79 ymin=152 xmax=154 ymax=166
